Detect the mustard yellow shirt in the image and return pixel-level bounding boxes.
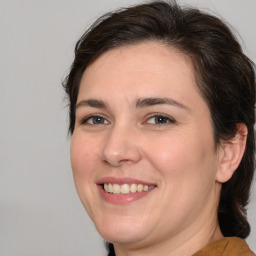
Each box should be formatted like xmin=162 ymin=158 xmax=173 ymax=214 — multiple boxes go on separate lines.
xmin=193 ymin=237 xmax=255 ymax=256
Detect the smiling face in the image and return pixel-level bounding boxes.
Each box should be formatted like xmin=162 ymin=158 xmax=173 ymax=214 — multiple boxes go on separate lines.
xmin=71 ymin=42 xmax=223 ymax=253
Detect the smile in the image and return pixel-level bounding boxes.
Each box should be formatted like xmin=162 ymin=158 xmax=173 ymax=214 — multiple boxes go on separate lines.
xmin=103 ymin=183 xmax=155 ymax=194
xmin=97 ymin=177 xmax=157 ymax=204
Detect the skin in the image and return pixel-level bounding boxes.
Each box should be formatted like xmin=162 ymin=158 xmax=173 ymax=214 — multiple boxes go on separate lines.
xmin=71 ymin=42 xmax=246 ymax=256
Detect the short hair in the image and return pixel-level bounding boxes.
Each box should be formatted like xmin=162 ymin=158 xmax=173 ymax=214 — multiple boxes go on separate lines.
xmin=63 ymin=0 xmax=255 ymax=245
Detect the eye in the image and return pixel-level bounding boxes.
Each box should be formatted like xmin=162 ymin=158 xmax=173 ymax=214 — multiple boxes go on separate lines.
xmin=146 ymin=114 xmax=175 ymax=125
xmin=81 ymin=115 xmax=109 ymax=125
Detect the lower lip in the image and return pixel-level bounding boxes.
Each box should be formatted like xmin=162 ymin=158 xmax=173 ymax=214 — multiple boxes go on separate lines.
xmin=98 ymin=185 xmax=155 ymax=205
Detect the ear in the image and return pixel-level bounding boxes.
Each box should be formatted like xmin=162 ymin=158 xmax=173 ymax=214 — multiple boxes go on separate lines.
xmin=216 ymin=123 xmax=248 ymax=183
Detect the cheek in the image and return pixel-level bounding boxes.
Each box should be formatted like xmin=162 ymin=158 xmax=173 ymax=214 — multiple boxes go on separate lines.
xmin=145 ymin=134 xmax=193 ymax=172
xmin=70 ymin=133 xmax=99 ymax=204
xmin=144 ymin=130 xmax=216 ymax=186
xmin=70 ymin=132 xmax=99 ymax=177
xmin=70 ymin=133 xmax=101 ymax=218
xmin=136 ymin=132 xmax=218 ymax=236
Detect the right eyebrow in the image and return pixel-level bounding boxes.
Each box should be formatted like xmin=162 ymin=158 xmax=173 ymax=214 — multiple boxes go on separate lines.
xmin=76 ymin=99 xmax=107 ymax=110
xmin=135 ymin=97 xmax=190 ymax=111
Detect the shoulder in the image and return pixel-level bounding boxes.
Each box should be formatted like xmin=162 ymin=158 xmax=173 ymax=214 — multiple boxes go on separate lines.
xmin=193 ymin=237 xmax=255 ymax=256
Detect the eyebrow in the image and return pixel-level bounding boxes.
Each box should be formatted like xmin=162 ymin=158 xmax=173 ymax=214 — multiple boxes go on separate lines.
xmin=136 ymin=97 xmax=190 ymax=111
xmin=76 ymin=99 xmax=107 ymax=109
xmin=76 ymin=97 xmax=190 ymax=111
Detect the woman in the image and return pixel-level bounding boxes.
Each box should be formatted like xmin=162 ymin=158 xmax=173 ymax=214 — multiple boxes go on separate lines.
xmin=63 ymin=1 xmax=255 ymax=255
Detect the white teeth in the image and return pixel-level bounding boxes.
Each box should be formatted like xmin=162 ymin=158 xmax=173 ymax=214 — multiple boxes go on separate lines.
xmin=120 ymin=184 xmax=130 ymax=194
xmin=130 ymin=184 xmax=137 ymax=193
xmin=137 ymin=184 xmax=143 ymax=192
xmin=113 ymin=184 xmax=121 ymax=194
xmin=103 ymin=183 xmax=155 ymax=194
xmin=104 ymin=183 xmax=109 ymax=192
xmin=108 ymin=183 xmax=113 ymax=193
xmin=143 ymin=185 xmax=149 ymax=191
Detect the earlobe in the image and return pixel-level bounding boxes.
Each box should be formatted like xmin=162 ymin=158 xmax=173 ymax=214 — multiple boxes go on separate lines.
xmin=216 ymin=123 xmax=248 ymax=183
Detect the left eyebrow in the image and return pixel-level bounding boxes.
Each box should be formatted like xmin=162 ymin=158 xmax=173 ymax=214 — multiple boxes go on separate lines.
xmin=76 ymin=99 xmax=108 ymax=110
xmin=136 ymin=97 xmax=191 ymax=111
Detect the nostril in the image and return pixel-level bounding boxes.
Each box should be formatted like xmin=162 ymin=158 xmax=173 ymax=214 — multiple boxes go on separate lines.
xmin=102 ymin=159 xmax=120 ymax=167
xmin=102 ymin=157 xmax=130 ymax=167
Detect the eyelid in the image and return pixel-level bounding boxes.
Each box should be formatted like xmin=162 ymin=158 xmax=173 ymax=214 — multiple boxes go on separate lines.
xmin=80 ymin=114 xmax=110 ymax=125
xmin=144 ymin=113 xmax=176 ymax=125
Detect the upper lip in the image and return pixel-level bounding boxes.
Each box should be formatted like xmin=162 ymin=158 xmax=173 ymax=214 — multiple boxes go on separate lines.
xmin=97 ymin=177 xmax=157 ymax=186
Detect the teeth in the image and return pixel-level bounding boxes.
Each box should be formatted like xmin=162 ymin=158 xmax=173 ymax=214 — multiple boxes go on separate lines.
xmin=120 ymin=184 xmax=129 ymax=194
xmin=103 ymin=183 xmax=155 ymax=194
xmin=137 ymin=184 xmax=143 ymax=192
xmin=108 ymin=183 xmax=113 ymax=193
xmin=130 ymin=184 xmax=137 ymax=193
xmin=113 ymin=184 xmax=121 ymax=194
xmin=104 ymin=183 xmax=109 ymax=192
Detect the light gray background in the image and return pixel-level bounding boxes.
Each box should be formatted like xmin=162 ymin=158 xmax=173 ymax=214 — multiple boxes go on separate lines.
xmin=1 ymin=0 xmax=255 ymax=255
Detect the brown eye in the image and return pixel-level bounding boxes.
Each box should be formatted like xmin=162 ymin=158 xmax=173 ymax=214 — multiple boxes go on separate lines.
xmin=155 ymin=116 xmax=169 ymax=124
xmin=81 ymin=115 xmax=109 ymax=125
xmin=146 ymin=115 xmax=175 ymax=125
xmin=92 ymin=117 xmax=105 ymax=124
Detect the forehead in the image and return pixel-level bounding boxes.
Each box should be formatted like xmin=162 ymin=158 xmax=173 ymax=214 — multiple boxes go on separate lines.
xmin=78 ymin=42 xmax=204 ymax=109
xmin=83 ymin=42 xmax=193 ymax=77
xmin=89 ymin=41 xmax=191 ymax=70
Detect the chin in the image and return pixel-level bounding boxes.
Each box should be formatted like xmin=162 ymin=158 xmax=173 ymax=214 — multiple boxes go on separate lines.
xmin=94 ymin=215 xmax=152 ymax=245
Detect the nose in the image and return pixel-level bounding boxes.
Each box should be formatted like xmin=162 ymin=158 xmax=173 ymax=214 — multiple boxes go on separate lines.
xmin=101 ymin=124 xmax=142 ymax=167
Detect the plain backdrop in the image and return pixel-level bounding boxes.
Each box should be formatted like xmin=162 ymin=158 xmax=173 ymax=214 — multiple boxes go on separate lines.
xmin=1 ymin=0 xmax=255 ymax=255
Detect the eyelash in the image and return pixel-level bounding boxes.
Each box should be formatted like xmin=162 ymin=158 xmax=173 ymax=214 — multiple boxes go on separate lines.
xmin=145 ymin=113 xmax=176 ymax=126
xmin=80 ymin=113 xmax=176 ymax=126
xmin=80 ymin=115 xmax=109 ymax=125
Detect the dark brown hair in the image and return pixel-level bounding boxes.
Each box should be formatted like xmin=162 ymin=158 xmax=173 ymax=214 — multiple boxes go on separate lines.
xmin=63 ymin=1 xmax=255 ymax=254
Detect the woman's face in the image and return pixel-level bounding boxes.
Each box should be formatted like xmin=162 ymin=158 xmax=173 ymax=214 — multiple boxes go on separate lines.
xmin=71 ymin=42 xmax=222 ymax=248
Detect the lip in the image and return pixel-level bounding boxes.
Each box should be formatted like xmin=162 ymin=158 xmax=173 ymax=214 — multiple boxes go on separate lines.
xmin=97 ymin=177 xmax=157 ymax=205
xmin=97 ymin=177 xmax=156 ymax=186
